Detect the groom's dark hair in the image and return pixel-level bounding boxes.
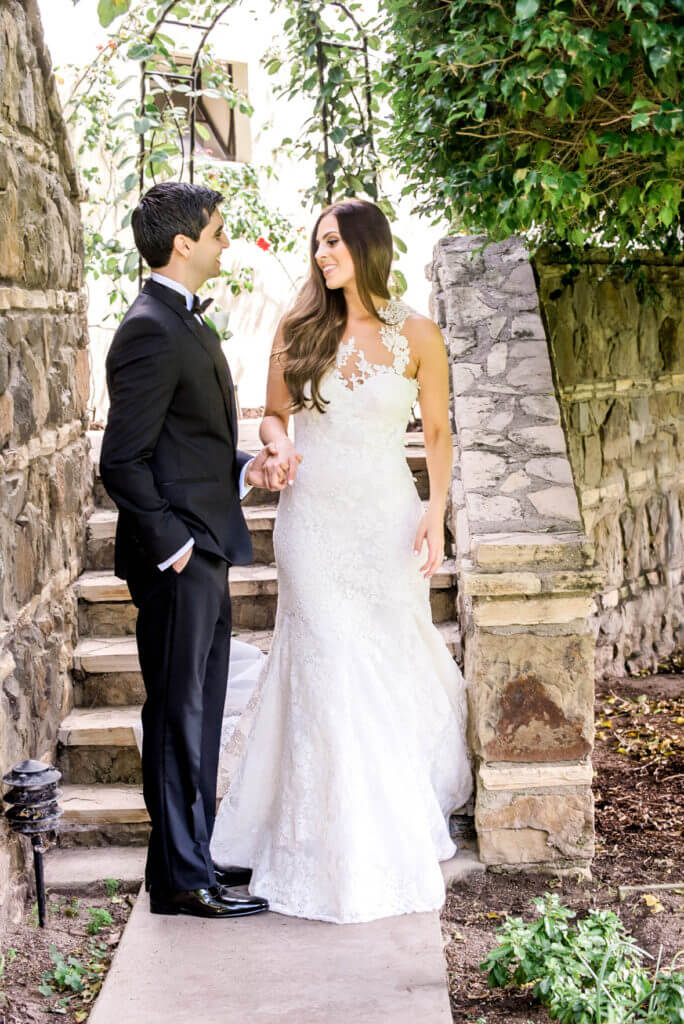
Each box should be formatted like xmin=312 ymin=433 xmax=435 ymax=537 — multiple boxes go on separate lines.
xmin=131 ymin=182 xmax=223 ymax=268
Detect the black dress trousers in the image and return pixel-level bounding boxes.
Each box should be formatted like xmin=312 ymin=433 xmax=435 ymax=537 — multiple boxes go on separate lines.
xmin=127 ymin=548 xmax=231 ymax=892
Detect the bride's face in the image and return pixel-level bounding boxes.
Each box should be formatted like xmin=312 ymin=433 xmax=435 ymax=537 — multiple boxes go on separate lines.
xmin=314 ymin=214 xmax=355 ymax=290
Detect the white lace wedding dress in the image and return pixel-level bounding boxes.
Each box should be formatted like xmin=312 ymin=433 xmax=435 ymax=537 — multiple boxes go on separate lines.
xmin=210 ymin=300 xmax=473 ymax=924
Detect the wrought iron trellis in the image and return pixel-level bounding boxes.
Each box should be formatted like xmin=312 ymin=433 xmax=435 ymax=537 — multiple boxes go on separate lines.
xmin=134 ymin=0 xmax=377 ymax=286
xmin=311 ymin=1 xmax=377 ymax=205
xmin=137 ymin=0 xmax=236 ymax=288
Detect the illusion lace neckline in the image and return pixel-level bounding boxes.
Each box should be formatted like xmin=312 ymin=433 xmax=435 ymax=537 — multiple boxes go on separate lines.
xmin=332 ymin=299 xmax=418 ymax=394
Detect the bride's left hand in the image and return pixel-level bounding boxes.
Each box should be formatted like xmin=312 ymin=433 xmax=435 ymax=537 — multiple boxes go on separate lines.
xmin=413 ymin=505 xmax=445 ymax=579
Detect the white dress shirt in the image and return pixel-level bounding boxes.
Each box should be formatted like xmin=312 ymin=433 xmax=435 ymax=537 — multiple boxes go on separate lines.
xmin=149 ymin=272 xmax=253 ymax=571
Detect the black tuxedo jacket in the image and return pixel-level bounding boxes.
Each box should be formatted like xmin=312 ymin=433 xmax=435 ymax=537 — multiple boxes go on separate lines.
xmin=100 ymin=278 xmax=253 ymax=579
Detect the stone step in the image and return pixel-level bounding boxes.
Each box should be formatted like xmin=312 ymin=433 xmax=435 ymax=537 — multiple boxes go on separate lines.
xmin=45 ymin=846 xmax=146 ymax=894
xmin=77 ymin=562 xmax=457 ymax=602
xmin=87 ymin=506 xmax=278 ymax=569
xmin=45 ymin=844 xmax=480 ymax=897
xmin=77 ymin=564 xmax=279 ymax=602
xmin=72 ymin=622 xmax=462 ymax=708
xmin=76 ymin=562 xmax=459 ymax=636
xmin=62 ymin=621 xmax=463 ymax=787
xmin=58 ymin=784 xmax=479 ymax=874
xmin=74 ymin=622 xmax=460 ymax=676
xmin=60 ymin=705 xmax=142 ymax=748
xmin=62 ymin=783 xmax=148 ymax=824
xmin=72 ymin=630 xmax=273 ymax=707
xmin=87 ymin=495 xmax=448 ymax=572
xmin=58 ymin=784 xmax=151 ymax=847
xmin=89 ymin=429 xmax=433 ymax=513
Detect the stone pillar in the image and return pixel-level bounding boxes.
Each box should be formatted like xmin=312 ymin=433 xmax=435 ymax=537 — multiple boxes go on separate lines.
xmin=0 ymin=0 xmax=91 ymax=926
xmin=429 ymin=236 xmax=601 ymax=873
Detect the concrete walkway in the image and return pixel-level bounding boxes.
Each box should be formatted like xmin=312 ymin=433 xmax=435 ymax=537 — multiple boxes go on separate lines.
xmin=89 ymin=853 xmax=482 ymax=1024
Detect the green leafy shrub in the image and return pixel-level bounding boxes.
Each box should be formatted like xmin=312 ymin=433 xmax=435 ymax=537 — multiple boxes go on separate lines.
xmin=104 ymin=878 xmax=119 ymax=898
xmin=380 ymin=0 xmax=683 ymax=258
xmin=38 ymin=940 xmax=110 ymax=1015
xmin=86 ymin=907 xmax=114 ymax=935
xmin=481 ymin=893 xmax=684 ymax=1023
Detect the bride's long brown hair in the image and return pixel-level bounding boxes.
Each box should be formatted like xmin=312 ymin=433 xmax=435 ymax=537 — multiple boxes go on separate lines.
xmin=280 ymin=199 xmax=393 ymax=412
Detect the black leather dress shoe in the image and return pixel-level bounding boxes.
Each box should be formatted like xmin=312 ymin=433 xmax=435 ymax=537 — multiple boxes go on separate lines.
xmin=213 ymin=864 xmax=253 ymax=886
xmin=149 ymin=885 xmax=268 ymax=918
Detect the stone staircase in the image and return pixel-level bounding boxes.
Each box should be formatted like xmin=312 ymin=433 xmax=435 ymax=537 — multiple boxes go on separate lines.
xmin=56 ymin=427 xmax=462 ymax=849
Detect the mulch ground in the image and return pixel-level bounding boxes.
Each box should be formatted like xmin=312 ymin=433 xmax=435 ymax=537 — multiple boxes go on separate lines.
xmin=442 ymin=661 xmax=684 ymax=1023
xmin=0 ymin=884 xmax=134 ymax=1023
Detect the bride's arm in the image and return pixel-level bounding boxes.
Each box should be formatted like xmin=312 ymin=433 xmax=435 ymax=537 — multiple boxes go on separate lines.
xmin=259 ymin=322 xmax=303 ymax=487
xmin=408 ymin=317 xmax=452 ymax=578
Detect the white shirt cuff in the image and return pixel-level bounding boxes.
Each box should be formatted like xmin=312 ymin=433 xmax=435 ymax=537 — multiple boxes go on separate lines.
xmin=239 ymin=459 xmax=254 ymax=499
xmin=157 ymin=537 xmax=194 ymax=572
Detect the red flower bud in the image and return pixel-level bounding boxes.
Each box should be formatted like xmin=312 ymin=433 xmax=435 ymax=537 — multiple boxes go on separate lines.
xmin=256 ymin=237 xmax=270 ymax=251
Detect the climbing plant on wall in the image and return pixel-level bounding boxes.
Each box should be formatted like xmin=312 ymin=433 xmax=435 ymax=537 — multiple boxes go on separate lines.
xmin=377 ymin=0 xmax=683 ymax=259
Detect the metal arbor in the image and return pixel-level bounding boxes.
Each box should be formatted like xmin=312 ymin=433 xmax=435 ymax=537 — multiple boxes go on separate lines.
xmin=136 ymin=0 xmax=237 ymax=287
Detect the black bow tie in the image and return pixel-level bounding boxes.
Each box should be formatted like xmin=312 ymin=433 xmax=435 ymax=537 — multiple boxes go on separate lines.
xmin=191 ymin=295 xmax=213 ymax=316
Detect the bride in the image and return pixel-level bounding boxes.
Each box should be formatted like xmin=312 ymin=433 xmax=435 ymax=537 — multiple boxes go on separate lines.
xmin=210 ymin=198 xmax=473 ymax=924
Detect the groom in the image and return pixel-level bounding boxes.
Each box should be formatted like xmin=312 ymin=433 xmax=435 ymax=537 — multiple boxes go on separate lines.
xmin=100 ymin=182 xmax=282 ymax=918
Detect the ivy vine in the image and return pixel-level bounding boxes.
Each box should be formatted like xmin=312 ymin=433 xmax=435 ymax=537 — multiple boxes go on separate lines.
xmin=377 ymin=0 xmax=683 ymax=263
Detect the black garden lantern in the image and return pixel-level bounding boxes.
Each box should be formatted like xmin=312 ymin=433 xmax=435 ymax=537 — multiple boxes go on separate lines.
xmin=2 ymin=760 xmax=63 ymax=927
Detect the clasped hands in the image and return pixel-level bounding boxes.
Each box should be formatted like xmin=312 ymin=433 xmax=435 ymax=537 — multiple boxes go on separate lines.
xmin=245 ymin=438 xmax=303 ymax=492
xmin=172 ymin=440 xmax=302 ymax=573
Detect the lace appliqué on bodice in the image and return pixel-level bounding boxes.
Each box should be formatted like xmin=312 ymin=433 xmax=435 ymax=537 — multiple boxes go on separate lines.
xmin=333 ymin=299 xmax=417 ymax=393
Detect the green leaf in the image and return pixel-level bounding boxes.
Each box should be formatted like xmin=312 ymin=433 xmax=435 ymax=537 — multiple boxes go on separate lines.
xmin=647 ymin=46 xmax=671 ymax=74
xmin=127 ymin=42 xmax=156 ymax=62
xmin=122 ymin=172 xmax=138 ymax=193
xmin=542 ymin=69 xmax=567 ymax=98
xmin=392 ymin=268 xmax=408 ymax=295
xmin=565 ymin=85 xmax=584 ymax=113
xmin=515 ymin=0 xmax=540 ymax=20
xmin=631 ymin=112 xmax=651 ymax=130
xmin=97 ymin=0 xmax=130 ymax=28
xmin=631 ymin=95 xmax=655 ymax=112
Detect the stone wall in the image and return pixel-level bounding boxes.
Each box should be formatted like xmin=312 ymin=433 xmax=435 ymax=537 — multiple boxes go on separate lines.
xmin=0 ymin=0 xmax=91 ymax=928
xmin=535 ymin=254 xmax=684 ymax=678
xmin=429 ymin=236 xmax=600 ymax=873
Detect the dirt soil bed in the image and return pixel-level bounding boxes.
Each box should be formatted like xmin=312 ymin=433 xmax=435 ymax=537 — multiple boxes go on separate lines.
xmin=0 ymin=881 xmax=134 ymax=1023
xmin=442 ymin=668 xmax=684 ymax=1023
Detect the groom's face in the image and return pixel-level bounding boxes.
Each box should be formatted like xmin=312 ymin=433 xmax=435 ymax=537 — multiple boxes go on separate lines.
xmin=186 ymin=207 xmax=230 ymax=285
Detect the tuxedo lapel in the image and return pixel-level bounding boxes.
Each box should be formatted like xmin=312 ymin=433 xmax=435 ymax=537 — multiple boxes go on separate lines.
xmin=142 ymin=279 xmax=236 ymax=439
xmin=193 ymin=318 xmax=238 ymax=438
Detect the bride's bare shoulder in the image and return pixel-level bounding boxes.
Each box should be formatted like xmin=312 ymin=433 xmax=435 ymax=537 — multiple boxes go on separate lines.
xmin=401 ymin=311 xmax=446 ymax=354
